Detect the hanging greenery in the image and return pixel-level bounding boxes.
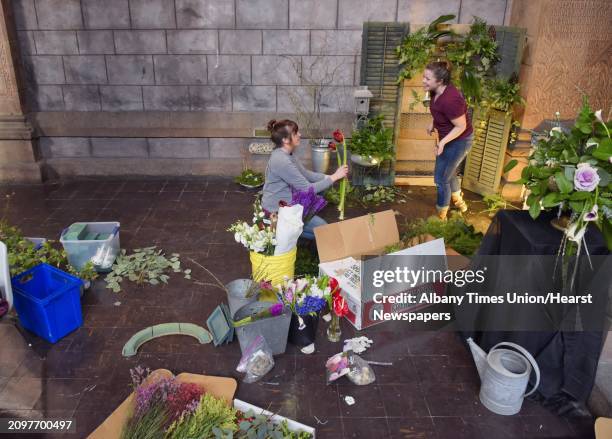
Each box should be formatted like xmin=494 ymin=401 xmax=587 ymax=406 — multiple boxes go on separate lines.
xmin=396 ymin=14 xmax=456 ymax=82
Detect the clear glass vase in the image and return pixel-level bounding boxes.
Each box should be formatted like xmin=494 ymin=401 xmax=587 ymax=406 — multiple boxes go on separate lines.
xmin=327 ymin=314 xmax=341 ymax=342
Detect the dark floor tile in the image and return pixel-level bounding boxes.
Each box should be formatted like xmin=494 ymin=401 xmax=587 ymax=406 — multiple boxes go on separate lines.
xmin=73 ymin=409 xmax=114 ymax=437
xmin=520 ymin=415 xmax=577 ymax=438
xmin=412 ymin=355 xmax=479 ymax=386
xmin=423 ymin=382 xmax=487 ymax=417
xmin=67 ymin=327 xmax=116 ymax=352
xmin=342 ymin=417 xmax=390 ymax=438
xmin=433 ymin=416 xmax=483 ymax=439
xmin=33 ymin=378 xmax=89 ymax=412
xmin=387 ymin=417 xmax=436 ymax=439
xmin=338 ymin=384 xmax=386 ymax=418
xmin=380 ymin=384 xmax=430 ymax=418
xmin=0 ymin=348 xmax=27 ymax=377
xmin=162 ymin=182 xmax=186 ymax=192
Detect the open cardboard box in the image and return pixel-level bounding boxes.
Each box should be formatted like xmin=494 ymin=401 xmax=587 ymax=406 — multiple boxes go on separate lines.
xmin=315 ymin=210 xmax=467 ymax=330
xmin=88 ymin=369 xmax=237 ymax=439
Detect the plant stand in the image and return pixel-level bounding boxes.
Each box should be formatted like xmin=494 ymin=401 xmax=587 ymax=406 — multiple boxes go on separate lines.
xmin=350 ymin=159 xmax=394 ymax=186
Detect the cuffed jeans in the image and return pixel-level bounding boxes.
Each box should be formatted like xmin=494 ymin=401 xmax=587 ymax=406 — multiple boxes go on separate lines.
xmin=301 ymin=215 xmax=327 ymax=240
xmin=434 ymin=135 xmax=473 ymax=208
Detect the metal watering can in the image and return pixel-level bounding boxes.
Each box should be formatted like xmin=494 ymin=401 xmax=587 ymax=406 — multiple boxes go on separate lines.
xmin=467 ymin=337 xmax=540 ymax=416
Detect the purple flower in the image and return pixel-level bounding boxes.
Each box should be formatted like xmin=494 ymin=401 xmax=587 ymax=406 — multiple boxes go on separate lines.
xmin=584 ymin=205 xmax=598 ymax=222
xmin=134 ymin=377 xmax=179 ymax=418
xmin=291 ymin=187 xmax=327 ymax=222
xmin=574 ymin=163 xmax=600 ymax=192
xmin=269 ymin=303 xmax=283 ymax=316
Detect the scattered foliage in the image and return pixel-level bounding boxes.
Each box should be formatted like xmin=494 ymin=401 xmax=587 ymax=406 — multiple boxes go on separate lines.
xmin=105 ymin=246 xmax=191 ymax=293
xmin=403 ymin=215 xmax=483 ymax=256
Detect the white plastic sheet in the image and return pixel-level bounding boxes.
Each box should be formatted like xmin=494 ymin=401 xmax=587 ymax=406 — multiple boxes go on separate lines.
xmin=274 ymin=204 xmax=303 ymax=255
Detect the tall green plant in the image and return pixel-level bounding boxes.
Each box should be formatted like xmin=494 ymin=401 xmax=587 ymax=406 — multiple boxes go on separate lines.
xmin=396 ymin=14 xmax=456 ymax=82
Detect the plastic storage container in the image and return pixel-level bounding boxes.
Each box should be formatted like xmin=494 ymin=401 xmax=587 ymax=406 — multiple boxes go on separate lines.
xmin=11 ymin=263 xmax=84 ymax=343
xmin=60 ymin=222 xmax=120 ymax=272
xmin=234 ymin=302 xmax=291 ymax=355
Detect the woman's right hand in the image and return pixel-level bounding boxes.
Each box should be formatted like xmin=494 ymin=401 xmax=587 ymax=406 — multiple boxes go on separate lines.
xmin=330 ymin=165 xmax=349 ymax=182
xmin=427 ymin=122 xmax=434 ymax=136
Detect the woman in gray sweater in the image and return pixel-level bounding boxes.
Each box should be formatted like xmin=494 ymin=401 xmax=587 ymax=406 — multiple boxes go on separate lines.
xmin=261 ymin=119 xmax=348 ymax=239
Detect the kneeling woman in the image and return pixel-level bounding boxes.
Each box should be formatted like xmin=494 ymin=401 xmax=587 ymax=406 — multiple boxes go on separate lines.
xmin=423 ymin=61 xmax=473 ymax=220
xmin=262 ymin=119 xmax=348 ymax=239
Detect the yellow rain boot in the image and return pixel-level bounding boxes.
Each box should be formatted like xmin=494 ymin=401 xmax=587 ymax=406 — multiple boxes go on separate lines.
xmin=451 ymin=191 xmax=468 ymax=213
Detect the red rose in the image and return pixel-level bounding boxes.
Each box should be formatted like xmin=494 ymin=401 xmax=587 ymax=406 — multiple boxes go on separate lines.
xmin=333 ymin=129 xmax=344 ymax=143
xmin=328 ymin=141 xmax=337 ymax=151
xmin=279 ymin=200 xmax=288 ymax=207
xmin=333 ymin=294 xmax=348 ymax=317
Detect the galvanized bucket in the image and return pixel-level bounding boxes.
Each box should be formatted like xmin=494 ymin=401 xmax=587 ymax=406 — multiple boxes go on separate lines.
xmin=311 ymin=142 xmax=330 ymax=174
xmin=225 ymin=279 xmax=259 ymax=319
xmin=234 ymin=301 xmax=291 ymax=355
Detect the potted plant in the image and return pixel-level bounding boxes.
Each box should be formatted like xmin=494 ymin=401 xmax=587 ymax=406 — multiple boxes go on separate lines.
xmin=348 ymin=115 xmax=395 ymax=186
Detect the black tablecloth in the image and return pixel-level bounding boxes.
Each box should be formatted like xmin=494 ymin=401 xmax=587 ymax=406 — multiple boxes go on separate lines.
xmin=463 ymin=210 xmax=610 ymax=409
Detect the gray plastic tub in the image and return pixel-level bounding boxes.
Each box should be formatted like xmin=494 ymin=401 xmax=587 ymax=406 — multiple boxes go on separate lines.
xmin=226 ymin=279 xmax=259 ymax=319
xmin=234 ymin=302 xmax=291 ymax=356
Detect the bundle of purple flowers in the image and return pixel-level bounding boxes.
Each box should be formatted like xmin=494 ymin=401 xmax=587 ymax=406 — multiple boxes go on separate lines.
xmin=291 ymin=187 xmax=327 ymax=223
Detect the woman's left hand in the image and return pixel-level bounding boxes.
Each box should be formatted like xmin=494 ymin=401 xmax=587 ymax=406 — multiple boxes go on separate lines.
xmin=435 ymin=141 xmax=445 ymax=156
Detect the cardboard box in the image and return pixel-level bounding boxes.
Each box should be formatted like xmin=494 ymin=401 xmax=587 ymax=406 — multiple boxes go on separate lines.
xmin=88 ymin=369 xmax=237 ymax=439
xmin=315 ymin=211 xmax=448 ymax=330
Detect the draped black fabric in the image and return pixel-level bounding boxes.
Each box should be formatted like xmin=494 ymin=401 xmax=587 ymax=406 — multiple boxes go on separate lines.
xmin=462 ymin=210 xmax=610 ymax=407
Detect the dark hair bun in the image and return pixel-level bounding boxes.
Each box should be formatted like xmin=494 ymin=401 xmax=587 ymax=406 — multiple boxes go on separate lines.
xmin=267 ymin=119 xmax=277 ymax=132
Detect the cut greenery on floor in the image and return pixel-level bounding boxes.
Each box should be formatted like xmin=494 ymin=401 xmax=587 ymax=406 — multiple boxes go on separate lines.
xmin=402 ymin=214 xmax=484 ymax=256
xmin=105 ymin=247 xmax=191 ymax=293
xmin=325 ymin=183 xmax=408 ymax=207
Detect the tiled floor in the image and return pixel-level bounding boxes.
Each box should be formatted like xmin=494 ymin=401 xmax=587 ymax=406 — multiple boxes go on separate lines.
xmin=0 ymin=178 xmax=596 ymax=438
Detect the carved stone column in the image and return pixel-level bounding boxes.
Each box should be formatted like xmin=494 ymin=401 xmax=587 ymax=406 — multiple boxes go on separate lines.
xmin=0 ymin=0 xmax=40 ymax=182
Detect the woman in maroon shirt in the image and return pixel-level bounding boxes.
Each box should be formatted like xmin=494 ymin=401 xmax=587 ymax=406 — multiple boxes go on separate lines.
xmin=423 ymin=61 xmax=473 ymax=220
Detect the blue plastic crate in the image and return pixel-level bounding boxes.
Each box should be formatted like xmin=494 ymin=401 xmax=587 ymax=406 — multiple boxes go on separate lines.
xmin=11 ymin=263 xmax=84 ymax=343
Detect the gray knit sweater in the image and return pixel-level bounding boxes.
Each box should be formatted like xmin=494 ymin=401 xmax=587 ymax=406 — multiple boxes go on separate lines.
xmin=261 ymin=148 xmax=332 ymax=213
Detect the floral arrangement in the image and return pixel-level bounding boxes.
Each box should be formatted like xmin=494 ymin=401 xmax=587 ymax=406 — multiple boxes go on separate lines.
xmin=122 ymin=368 xmax=313 ymax=439
xmin=276 ymin=275 xmax=335 ymax=317
xmin=228 ymin=199 xmax=277 ymax=255
xmin=229 ymin=189 xmax=327 ymax=255
xmin=514 ymin=98 xmax=611 ymax=250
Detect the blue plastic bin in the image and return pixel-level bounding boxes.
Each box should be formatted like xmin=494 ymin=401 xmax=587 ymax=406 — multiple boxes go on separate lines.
xmin=11 ymin=263 xmax=84 ymax=343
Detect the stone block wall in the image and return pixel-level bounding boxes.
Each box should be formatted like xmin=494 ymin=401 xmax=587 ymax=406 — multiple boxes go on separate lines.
xmin=8 ymin=0 xmax=510 ymax=178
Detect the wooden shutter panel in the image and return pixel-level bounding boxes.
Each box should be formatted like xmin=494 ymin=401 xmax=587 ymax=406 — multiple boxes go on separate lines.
xmin=492 ymin=25 xmax=526 ymax=79
xmin=360 ymin=22 xmax=409 ymax=132
xmin=462 ymin=109 xmax=512 ymax=195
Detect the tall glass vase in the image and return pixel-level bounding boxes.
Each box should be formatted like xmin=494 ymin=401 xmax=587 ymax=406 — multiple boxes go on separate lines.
xmin=327 ymin=314 xmax=341 ymax=342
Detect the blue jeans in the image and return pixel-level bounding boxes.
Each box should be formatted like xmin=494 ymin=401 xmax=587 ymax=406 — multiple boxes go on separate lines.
xmin=301 ymin=215 xmax=327 ymax=240
xmin=434 ymin=135 xmax=473 ymax=208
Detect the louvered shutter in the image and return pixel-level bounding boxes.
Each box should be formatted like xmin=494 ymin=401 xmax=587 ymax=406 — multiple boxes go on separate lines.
xmin=360 ymin=22 xmax=409 ymax=131
xmin=462 ymin=109 xmax=512 ymax=195
xmin=492 ymin=25 xmax=526 ymax=79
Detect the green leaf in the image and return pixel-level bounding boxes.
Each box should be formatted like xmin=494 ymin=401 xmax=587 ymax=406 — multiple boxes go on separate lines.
xmin=554 ymin=172 xmax=573 ymax=194
xmin=503 ymin=159 xmax=518 ymax=174
xmin=597 ymin=167 xmax=611 ymax=187
xmin=570 ymin=191 xmax=591 ymax=201
xmin=593 ymin=137 xmax=612 ymax=161
xmin=529 ymin=199 xmax=542 ymax=219
xmin=569 ymin=200 xmax=585 ymax=212
xmin=542 ymin=192 xmax=561 ymax=207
